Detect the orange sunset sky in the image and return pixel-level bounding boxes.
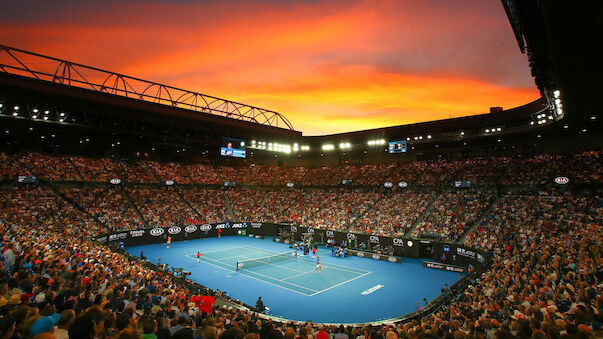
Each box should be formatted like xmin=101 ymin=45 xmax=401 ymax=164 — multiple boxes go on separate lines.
xmin=0 ymin=0 xmax=539 ymax=135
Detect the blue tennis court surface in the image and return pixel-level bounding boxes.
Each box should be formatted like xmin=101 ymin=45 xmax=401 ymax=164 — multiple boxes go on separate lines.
xmin=126 ymin=236 xmax=462 ymax=323
xmin=184 ymin=246 xmax=370 ymax=296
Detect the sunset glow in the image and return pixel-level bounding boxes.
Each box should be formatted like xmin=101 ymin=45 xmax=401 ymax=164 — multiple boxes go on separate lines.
xmin=0 ymin=0 xmax=539 ymax=135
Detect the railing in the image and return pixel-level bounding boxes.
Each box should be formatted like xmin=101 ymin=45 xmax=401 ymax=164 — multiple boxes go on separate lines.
xmin=0 ymin=44 xmax=295 ymax=130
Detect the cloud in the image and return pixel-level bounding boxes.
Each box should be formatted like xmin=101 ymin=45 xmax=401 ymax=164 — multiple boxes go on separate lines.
xmin=0 ymin=0 xmax=538 ymax=135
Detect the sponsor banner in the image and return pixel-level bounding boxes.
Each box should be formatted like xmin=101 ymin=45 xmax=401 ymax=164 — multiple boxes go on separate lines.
xmin=185 ymin=225 xmax=197 ymax=233
xmin=290 ymin=226 xmax=297 ymax=233
xmin=110 ymin=178 xmax=121 ymax=185
xmin=398 ymin=181 xmax=408 ymax=188
xmin=384 ymin=182 xmax=393 ymax=188
xmin=369 ymin=235 xmax=380 ymax=244
xmin=150 ymin=228 xmax=164 ymax=237
xmin=347 ymin=249 xmax=402 ymax=263
xmin=255 ymin=235 xmax=262 ymax=239
xmin=200 ymin=224 xmax=212 ymax=232
xmin=216 ymin=223 xmax=230 ymax=229
xmin=286 ymin=182 xmax=295 ymax=188
xmin=251 ymin=222 xmax=262 ymax=229
xmin=392 ymin=238 xmax=405 ymax=247
xmin=130 ymin=230 xmax=145 ymax=237
xmin=165 ymin=180 xmax=175 ymax=186
xmin=96 ymin=236 xmax=107 ymax=243
xmin=347 ymin=233 xmax=356 ymax=240
xmin=109 ymin=232 xmax=127 ymax=242
xmin=307 ymin=228 xmax=315 ymax=234
xmin=232 ymin=222 xmax=247 ymax=229
xmin=423 ymin=261 xmax=465 ymax=273
xmin=168 ymin=226 xmax=182 ymax=235
xmin=555 ymin=176 xmax=569 ymax=185
xmin=326 ymin=230 xmax=335 ymax=238
xmin=456 ymin=247 xmax=477 ymax=260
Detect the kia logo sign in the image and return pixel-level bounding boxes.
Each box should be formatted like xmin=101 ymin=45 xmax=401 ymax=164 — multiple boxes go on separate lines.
xmin=110 ymin=178 xmax=121 ymax=185
xmin=168 ymin=226 xmax=181 ymax=235
xmin=372 ymin=254 xmax=380 ymax=260
xmin=388 ymin=256 xmax=397 ymax=263
xmin=150 ymin=228 xmax=164 ymax=236
xmin=384 ymin=182 xmax=393 ymax=188
xmin=347 ymin=233 xmax=356 ymax=240
xmin=185 ymin=225 xmax=197 ymax=233
xmin=369 ymin=235 xmax=379 ymax=243
xmin=398 ymin=181 xmax=408 ymax=188
xmin=555 ymin=176 xmax=569 ymax=185
xmin=286 ymin=182 xmax=295 ymax=188
xmin=393 ymin=238 xmax=404 ymax=246
xmin=199 ymin=224 xmax=212 ymax=232
xmin=165 ymin=180 xmax=175 ymax=186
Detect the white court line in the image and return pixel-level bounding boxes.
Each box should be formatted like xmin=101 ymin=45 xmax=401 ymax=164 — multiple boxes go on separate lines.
xmin=200 ymin=246 xmax=251 ymax=255
xmin=185 ymin=254 xmax=319 ymax=295
xmin=247 ymin=246 xmax=370 ymax=275
xmin=215 ymin=255 xmax=306 ymax=274
xmin=281 ymin=270 xmax=317 ymax=281
xmin=309 ymin=271 xmax=372 ymax=297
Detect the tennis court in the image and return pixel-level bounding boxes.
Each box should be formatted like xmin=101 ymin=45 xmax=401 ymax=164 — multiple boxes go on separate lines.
xmin=185 ymin=246 xmax=370 ymax=296
xmin=126 ymin=236 xmax=462 ymax=323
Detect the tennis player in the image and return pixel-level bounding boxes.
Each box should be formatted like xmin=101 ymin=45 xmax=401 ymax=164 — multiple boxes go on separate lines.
xmin=196 ymin=251 xmax=202 ymax=263
xmin=315 ymin=256 xmax=322 ymax=273
xmin=166 ymin=236 xmax=171 ymax=248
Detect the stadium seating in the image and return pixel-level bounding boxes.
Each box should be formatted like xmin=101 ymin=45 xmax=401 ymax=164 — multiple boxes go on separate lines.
xmin=0 ymin=151 xmax=601 ymax=338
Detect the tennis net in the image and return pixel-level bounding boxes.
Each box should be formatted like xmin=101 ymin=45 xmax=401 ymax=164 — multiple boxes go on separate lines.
xmin=236 ymin=251 xmax=297 ymax=271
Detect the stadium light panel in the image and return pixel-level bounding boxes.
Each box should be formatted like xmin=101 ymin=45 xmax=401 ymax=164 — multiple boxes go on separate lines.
xmin=33 ymin=108 xmax=38 ymax=113
xmin=427 ymin=135 xmax=431 ymax=139
xmin=12 ymin=112 xmax=18 ymax=116
xmin=322 ymin=144 xmax=334 ymax=151
xmin=32 ymin=115 xmax=37 ymax=119
xmin=13 ymin=106 xmax=19 ymax=110
xmin=553 ymin=90 xmax=560 ymax=98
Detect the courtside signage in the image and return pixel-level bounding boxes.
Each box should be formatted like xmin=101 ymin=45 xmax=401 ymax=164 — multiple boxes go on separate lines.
xmin=361 ymin=284 xmax=384 ymax=295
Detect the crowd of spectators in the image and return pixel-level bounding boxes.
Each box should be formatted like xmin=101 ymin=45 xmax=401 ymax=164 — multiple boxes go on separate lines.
xmin=227 ymin=189 xmax=267 ymax=222
xmin=64 ymin=188 xmax=146 ymax=232
xmin=352 ymin=192 xmax=433 ymax=237
xmin=179 ymin=189 xmax=229 ymax=224
xmin=126 ymin=189 xmax=199 ymax=228
xmin=411 ymin=191 xmax=495 ymax=242
xmin=1 ymin=151 xmax=601 ymax=186
xmin=0 ymin=186 xmax=601 ymax=338
xmin=0 ymin=151 xmax=602 ymax=338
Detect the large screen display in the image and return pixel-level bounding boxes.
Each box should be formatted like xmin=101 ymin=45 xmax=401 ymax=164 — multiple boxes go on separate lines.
xmin=220 ymin=138 xmax=246 ymax=158
xmin=388 ymin=140 xmax=407 ymax=153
